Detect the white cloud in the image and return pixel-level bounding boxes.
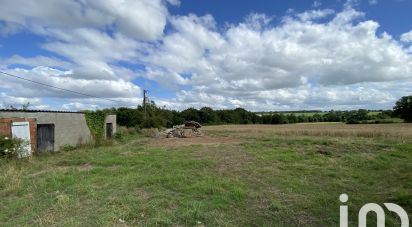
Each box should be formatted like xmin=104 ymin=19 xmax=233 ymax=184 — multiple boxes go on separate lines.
xmin=0 ymin=21 xmax=23 ymax=37
xmin=146 ymin=8 xmax=412 ymax=89
xmin=166 ymin=0 xmax=181 ymax=6
xmin=313 ymin=0 xmax=322 ymax=8
xmin=140 ymin=6 xmax=412 ymax=110
xmin=368 ymin=0 xmax=378 ymax=5
xmin=163 ymin=80 xmax=411 ymax=111
xmin=0 ymin=67 xmax=141 ymax=102
xmin=61 ymin=97 xmax=140 ymax=110
xmin=0 ymin=92 xmax=42 ymax=109
xmin=296 ymin=9 xmax=335 ymax=21
xmin=1 ymin=1 xmax=412 ymax=111
xmin=401 ymin=30 xmax=412 ymax=43
xmin=0 ymin=0 xmax=169 ymax=40
xmin=0 ymin=0 xmax=158 ymax=109
xmin=0 ymin=55 xmax=73 ymax=69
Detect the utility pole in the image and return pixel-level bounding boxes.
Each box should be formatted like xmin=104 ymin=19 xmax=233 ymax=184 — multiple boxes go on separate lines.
xmin=143 ymin=89 xmax=148 ymax=119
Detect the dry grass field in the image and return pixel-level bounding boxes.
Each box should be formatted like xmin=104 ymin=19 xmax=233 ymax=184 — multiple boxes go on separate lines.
xmin=1 ymin=123 xmax=411 ymax=226
xmin=204 ymin=123 xmax=412 ymax=140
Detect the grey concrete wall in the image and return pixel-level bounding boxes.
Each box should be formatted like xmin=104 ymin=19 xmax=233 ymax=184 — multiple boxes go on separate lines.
xmin=0 ymin=111 xmax=92 ymax=151
xmin=104 ymin=115 xmax=117 ymax=138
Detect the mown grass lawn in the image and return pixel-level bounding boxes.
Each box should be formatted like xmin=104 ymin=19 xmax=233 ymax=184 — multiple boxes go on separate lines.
xmin=1 ymin=126 xmax=411 ymax=226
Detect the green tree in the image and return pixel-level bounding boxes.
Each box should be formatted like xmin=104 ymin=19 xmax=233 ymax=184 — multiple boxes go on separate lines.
xmin=181 ymin=108 xmax=200 ymax=122
xmin=393 ymin=96 xmax=412 ymax=122
xmin=199 ymin=107 xmax=217 ymax=124
xmin=272 ymin=113 xmax=289 ymax=124
xmin=287 ymin=114 xmax=298 ymax=124
xmin=116 ymin=107 xmax=143 ymax=127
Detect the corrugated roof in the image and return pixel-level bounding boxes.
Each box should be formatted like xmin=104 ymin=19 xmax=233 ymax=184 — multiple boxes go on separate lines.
xmin=0 ymin=109 xmax=84 ymax=114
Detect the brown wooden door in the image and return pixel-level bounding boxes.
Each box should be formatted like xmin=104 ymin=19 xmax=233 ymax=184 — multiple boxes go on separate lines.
xmin=37 ymin=124 xmax=54 ymax=152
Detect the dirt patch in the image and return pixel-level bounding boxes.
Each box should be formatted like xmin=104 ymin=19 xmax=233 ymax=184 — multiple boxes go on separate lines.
xmin=191 ymin=143 xmax=255 ymax=177
xmin=315 ymin=146 xmax=332 ymax=156
xmin=134 ymin=188 xmax=150 ymax=200
xmin=78 ymin=163 xmax=94 ymax=171
xmin=147 ymin=135 xmax=241 ymax=149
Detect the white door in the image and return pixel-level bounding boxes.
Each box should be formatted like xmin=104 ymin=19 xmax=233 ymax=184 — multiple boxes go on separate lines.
xmin=11 ymin=121 xmax=32 ymax=158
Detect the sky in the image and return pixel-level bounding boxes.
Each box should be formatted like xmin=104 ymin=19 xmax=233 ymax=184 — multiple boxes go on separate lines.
xmin=0 ymin=0 xmax=411 ymax=111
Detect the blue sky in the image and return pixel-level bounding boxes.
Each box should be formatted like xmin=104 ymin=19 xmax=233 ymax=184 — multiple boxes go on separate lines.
xmin=0 ymin=0 xmax=412 ymax=111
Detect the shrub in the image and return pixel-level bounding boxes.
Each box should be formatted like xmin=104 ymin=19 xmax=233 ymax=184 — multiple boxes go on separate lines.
xmin=0 ymin=135 xmax=23 ymax=159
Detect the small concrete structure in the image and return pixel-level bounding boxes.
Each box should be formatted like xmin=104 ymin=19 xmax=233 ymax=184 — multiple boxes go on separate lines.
xmin=0 ymin=109 xmax=116 ymax=153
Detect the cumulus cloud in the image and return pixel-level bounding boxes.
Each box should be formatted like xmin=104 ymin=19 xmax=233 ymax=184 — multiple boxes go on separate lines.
xmin=61 ymin=97 xmax=141 ymax=110
xmin=160 ymin=79 xmax=411 ymax=111
xmin=0 ymin=67 xmax=141 ymax=99
xmin=146 ymin=8 xmax=412 ymax=90
xmin=0 ymin=92 xmax=42 ymax=108
xmin=0 ymin=0 xmax=165 ymax=109
xmin=296 ymin=9 xmax=335 ymax=21
xmin=368 ymin=0 xmax=378 ymax=5
xmin=139 ymin=6 xmax=412 ymax=110
xmin=0 ymin=55 xmax=73 ymax=69
xmin=1 ymin=1 xmax=412 ymax=110
xmin=312 ymin=0 xmax=322 ymax=8
xmin=0 ymin=0 xmax=169 ymax=40
xmin=401 ymin=30 xmax=412 ymax=43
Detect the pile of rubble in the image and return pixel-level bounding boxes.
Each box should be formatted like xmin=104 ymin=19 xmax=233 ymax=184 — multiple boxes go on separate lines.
xmin=164 ymin=121 xmax=204 ymax=138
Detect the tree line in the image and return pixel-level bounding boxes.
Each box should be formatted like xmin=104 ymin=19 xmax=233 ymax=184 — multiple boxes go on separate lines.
xmin=99 ymin=95 xmax=412 ymax=128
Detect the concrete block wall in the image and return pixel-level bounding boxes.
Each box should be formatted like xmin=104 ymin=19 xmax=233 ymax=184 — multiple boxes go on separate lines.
xmin=0 ymin=111 xmax=92 ymax=151
xmin=1 ymin=111 xmax=117 ymax=152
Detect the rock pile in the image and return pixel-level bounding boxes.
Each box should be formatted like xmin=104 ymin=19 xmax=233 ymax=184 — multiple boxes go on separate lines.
xmin=165 ymin=121 xmax=204 ymax=138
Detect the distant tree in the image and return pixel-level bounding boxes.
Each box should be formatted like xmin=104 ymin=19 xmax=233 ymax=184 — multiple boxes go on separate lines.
xmin=260 ymin=114 xmax=271 ymax=124
xmin=297 ymin=115 xmax=307 ymax=123
xmin=312 ymin=113 xmax=324 ymax=122
xmin=199 ymin=107 xmax=217 ymax=124
xmin=22 ymin=102 xmax=30 ymax=110
xmin=345 ymin=109 xmax=369 ymax=124
xmin=181 ymin=108 xmax=200 ymax=122
xmin=7 ymin=102 xmax=30 ymax=110
xmin=233 ymin=108 xmax=250 ymax=124
xmin=269 ymin=113 xmax=288 ymax=124
xmin=287 ymin=113 xmax=297 ymax=124
xmin=376 ymin=110 xmax=393 ymax=119
xmin=393 ymin=96 xmax=412 ymax=122
xmin=271 ymin=114 xmax=281 ymax=124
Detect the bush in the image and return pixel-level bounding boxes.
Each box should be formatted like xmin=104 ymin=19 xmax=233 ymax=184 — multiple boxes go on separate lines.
xmin=0 ymin=135 xmax=23 ymax=159
xmin=113 ymin=126 xmax=142 ymax=142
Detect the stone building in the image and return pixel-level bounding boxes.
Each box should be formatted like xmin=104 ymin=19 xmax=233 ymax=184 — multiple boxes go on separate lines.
xmin=0 ymin=109 xmax=116 ymax=155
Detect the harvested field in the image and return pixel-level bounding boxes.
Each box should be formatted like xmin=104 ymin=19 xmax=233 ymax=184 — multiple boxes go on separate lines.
xmin=204 ymin=123 xmax=412 ymax=140
xmin=1 ymin=123 xmax=411 ymax=226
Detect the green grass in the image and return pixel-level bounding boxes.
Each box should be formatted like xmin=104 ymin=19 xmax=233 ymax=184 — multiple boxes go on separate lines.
xmin=1 ymin=132 xmax=411 ymax=226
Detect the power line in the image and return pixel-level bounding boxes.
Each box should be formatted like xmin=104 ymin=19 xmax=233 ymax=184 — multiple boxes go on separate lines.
xmin=0 ymin=70 xmax=138 ymax=106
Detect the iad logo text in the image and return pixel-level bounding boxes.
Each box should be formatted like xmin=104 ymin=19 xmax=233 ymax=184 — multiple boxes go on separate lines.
xmin=340 ymin=194 xmax=409 ymax=227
